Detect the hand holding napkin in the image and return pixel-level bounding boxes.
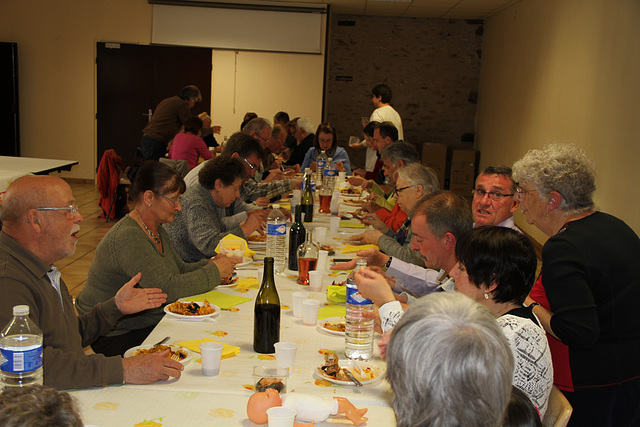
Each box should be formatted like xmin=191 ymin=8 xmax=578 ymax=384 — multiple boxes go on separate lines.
xmin=342 ymin=244 xmax=378 ymax=254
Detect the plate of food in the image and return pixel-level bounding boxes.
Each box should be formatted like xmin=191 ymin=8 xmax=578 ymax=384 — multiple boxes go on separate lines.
xmin=124 ymin=344 xmax=193 ymax=365
xmin=218 ymin=276 xmax=240 ymax=288
xmin=318 ymin=317 xmax=346 ymax=336
xmin=233 ymin=256 xmax=254 ymax=268
xmin=339 ymin=188 xmax=362 ymax=197
xmin=164 ymin=300 xmax=220 ymax=320
xmin=343 ymin=199 xmax=365 ymax=207
xmin=316 ymin=351 xmax=383 ymax=386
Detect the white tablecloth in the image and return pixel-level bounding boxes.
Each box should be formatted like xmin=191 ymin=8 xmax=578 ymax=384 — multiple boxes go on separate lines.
xmin=71 ymin=201 xmax=397 ymax=426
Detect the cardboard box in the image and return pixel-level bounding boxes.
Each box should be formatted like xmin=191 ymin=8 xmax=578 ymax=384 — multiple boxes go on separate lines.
xmin=449 ymin=149 xmax=478 ymax=197
xmin=421 ymin=144 xmax=448 ymax=190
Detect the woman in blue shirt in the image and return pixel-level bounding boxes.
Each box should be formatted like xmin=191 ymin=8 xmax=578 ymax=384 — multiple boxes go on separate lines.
xmin=300 ymin=123 xmax=352 ymax=175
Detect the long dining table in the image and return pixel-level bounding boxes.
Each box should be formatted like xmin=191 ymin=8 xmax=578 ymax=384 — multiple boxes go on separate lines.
xmin=70 ymin=190 xmax=398 ymax=427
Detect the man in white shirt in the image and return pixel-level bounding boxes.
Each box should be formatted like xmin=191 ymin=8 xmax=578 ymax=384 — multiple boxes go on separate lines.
xmin=370 ymin=84 xmax=404 ymax=141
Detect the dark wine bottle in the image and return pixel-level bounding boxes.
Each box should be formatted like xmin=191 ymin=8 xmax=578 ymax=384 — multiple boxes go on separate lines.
xmin=253 ymin=257 xmax=281 ymax=353
xmin=301 ymin=173 xmax=314 ymax=222
xmin=288 ymin=205 xmax=306 ymax=271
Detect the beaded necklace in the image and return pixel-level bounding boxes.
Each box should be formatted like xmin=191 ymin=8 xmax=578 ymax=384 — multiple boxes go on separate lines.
xmin=134 ymin=209 xmax=160 ymax=245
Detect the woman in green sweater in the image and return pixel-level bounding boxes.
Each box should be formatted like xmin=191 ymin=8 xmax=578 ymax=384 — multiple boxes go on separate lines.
xmin=76 ymin=161 xmax=236 ymax=356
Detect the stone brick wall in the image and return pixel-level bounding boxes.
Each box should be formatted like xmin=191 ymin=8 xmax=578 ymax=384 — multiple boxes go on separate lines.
xmin=325 ymin=14 xmax=483 ymax=169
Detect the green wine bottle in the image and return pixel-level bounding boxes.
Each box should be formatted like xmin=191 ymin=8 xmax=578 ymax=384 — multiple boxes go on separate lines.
xmin=301 ymin=173 xmax=314 ymax=222
xmin=288 ymin=205 xmax=305 ymax=271
xmin=253 ymin=257 xmax=281 ymax=353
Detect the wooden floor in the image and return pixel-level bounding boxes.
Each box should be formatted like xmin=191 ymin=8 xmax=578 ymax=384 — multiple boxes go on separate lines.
xmin=56 ymin=180 xmax=116 ymax=299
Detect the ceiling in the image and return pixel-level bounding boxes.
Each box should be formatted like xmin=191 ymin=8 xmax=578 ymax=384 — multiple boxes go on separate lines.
xmin=158 ymin=0 xmax=523 ymax=20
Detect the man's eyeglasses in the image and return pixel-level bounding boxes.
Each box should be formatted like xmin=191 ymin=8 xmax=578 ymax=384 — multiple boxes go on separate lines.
xmin=158 ymin=193 xmax=181 ymax=206
xmin=35 ymin=204 xmax=80 ymax=216
xmin=472 ymin=188 xmax=514 ymax=202
xmin=243 ymin=157 xmax=258 ymax=171
xmin=394 ymin=185 xmax=417 ymax=195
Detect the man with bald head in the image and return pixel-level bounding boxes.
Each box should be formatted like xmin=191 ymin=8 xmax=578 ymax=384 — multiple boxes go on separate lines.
xmin=0 ymin=176 xmax=184 ymax=390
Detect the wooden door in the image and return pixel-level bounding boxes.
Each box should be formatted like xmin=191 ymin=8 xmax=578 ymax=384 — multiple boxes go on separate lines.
xmin=97 ymin=42 xmax=212 ymax=167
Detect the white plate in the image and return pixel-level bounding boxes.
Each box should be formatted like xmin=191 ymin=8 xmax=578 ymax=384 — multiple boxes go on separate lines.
xmin=339 ymin=192 xmax=363 ymax=198
xmin=124 ymin=344 xmax=193 ymax=365
xmin=316 ymin=359 xmax=384 ymax=386
xmin=164 ymin=301 xmax=220 ymax=320
xmin=234 ymin=257 xmax=254 ymax=268
xmin=317 ymin=317 xmax=346 ymax=336
xmin=217 ymin=277 xmax=240 ymax=288
xmin=343 ymin=200 xmax=365 ymax=207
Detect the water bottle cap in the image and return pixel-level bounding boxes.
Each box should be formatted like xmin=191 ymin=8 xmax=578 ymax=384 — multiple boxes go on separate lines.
xmin=13 ymin=305 xmax=29 ymax=316
xmin=273 ymin=204 xmax=280 ymax=209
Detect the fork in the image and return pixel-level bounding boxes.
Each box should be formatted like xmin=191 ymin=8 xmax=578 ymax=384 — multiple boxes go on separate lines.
xmin=169 ymin=353 xmax=182 ymax=361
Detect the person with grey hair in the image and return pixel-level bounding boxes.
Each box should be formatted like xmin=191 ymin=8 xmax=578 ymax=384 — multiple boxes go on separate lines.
xmin=472 ymin=165 xmax=520 ymax=229
xmin=359 ymin=142 xmax=420 ymax=232
xmin=141 ymin=85 xmax=202 ymax=161
xmin=284 ymin=117 xmax=316 ymax=168
xmin=0 ymin=385 xmax=83 ymax=427
xmin=513 ymin=143 xmax=640 ymax=426
xmin=349 ymin=164 xmax=439 ymax=267
xmin=241 ymin=117 xmax=286 ymax=183
xmin=385 ymin=292 xmax=513 ymax=427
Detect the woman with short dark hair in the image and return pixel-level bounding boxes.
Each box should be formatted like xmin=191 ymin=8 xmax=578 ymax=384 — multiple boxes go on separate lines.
xmin=168 ymin=116 xmax=213 ymax=169
xmin=166 ymin=155 xmax=266 ymax=262
xmin=300 ymin=123 xmax=352 ymax=175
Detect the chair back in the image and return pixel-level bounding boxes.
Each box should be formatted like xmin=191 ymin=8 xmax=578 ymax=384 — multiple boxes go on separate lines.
xmin=542 ymin=386 xmax=572 ymax=427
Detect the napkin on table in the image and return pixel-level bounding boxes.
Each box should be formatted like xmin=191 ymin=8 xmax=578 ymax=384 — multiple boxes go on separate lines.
xmin=339 ymin=220 xmax=367 ymax=229
xmin=186 ymin=290 xmax=251 ymax=309
xmin=342 ymin=244 xmax=378 ymax=254
xmin=179 ymin=338 xmax=240 ymax=359
xmin=319 ymin=305 xmax=346 ymax=319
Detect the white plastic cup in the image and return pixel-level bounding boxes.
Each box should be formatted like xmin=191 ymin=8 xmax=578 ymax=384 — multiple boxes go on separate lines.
xmin=317 ymin=250 xmax=329 ymax=271
xmin=292 ymin=291 xmax=309 ymax=318
xmin=302 ymin=299 xmax=320 ymax=326
xmin=329 ymin=216 xmax=341 ymax=233
xmin=274 ymin=342 xmax=297 ymax=374
xmin=338 ymin=171 xmax=347 ymax=182
xmin=267 ymin=407 xmax=297 ymax=427
xmin=314 ymin=226 xmax=327 ymax=245
xmin=308 ymin=270 xmax=324 ymax=291
xmin=200 ymin=342 xmax=224 ymax=376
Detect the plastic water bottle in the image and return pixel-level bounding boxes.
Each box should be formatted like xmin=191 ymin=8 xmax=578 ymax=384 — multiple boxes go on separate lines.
xmin=316 ymin=150 xmax=328 ymax=184
xmin=323 ymin=157 xmax=338 ymax=193
xmin=266 ymin=204 xmax=287 ymax=274
xmin=1 ymin=305 xmax=43 ymax=388
xmin=344 ymin=259 xmax=374 ymax=360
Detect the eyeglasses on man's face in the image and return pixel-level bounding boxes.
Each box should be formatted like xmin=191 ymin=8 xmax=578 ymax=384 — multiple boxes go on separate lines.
xmin=472 ymin=188 xmax=514 ymax=202
xmin=35 ymin=204 xmax=80 ymax=216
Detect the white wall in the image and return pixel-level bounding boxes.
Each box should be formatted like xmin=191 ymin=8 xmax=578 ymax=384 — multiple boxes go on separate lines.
xmin=211 ymin=50 xmax=325 ymax=139
xmin=477 ymin=0 xmax=640 ymax=242
xmin=0 ymin=0 xmax=324 ymax=180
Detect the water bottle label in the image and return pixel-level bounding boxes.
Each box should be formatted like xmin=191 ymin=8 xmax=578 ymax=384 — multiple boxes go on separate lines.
xmin=323 ymin=169 xmax=337 ymax=177
xmin=346 ymin=286 xmax=373 ymax=305
xmin=267 ymin=223 xmax=286 ymax=236
xmin=0 ymin=346 xmax=43 ymax=373
xmin=317 ymin=160 xmax=326 ymax=168
xmin=302 ymin=182 xmax=316 ymax=192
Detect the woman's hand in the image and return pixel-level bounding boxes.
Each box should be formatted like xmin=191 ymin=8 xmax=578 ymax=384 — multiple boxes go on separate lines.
xmin=309 ymin=162 xmax=317 ymax=172
xmin=240 ymin=212 xmax=266 ymax=237
xmin=361 ymin=214 xmax=390 ymax=234
xmin=335 ymin=161 xmax=345 ymax=172
xmin=209 ymin=254 xmax=238 ymax=278
xmin=351 ymin=230 xmax=382 ymax=245
xmin=348 ymin=176 xmax=367 ymax=187
xmin=254 ymin=197 xmax=270 ymax=207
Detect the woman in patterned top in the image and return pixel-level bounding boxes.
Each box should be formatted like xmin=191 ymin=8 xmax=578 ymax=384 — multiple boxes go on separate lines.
xmin=451 ymin=226 xmax=553 ymax=418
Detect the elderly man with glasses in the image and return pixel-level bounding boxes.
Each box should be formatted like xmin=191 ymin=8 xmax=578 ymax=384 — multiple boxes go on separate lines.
xmin=0 ymin=176 xmax=183 ymax=390
xmin=471 ymin=165 xmax=520 ymax=231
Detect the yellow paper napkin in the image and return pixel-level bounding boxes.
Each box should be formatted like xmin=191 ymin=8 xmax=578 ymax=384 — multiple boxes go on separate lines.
xmin=215 ymin=234 xmax=256 ymax=257
xmin=186 ymin=290 xmax=251 ymax=309
xmin=178 ymin=338 xmax=240 ymax=359
xmin=319 ymin=305 xmax=347 ymax=319
xmin=237 ymin=277 xmax=259 ymax=289
xmin=340 ymin=220 xmax=367 ymax=229
xmin=342 ymin=244 xmax=378 ymax=254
